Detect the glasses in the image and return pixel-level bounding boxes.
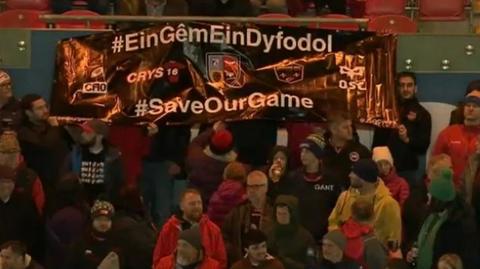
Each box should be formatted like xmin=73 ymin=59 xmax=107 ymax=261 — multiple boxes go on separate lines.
xmin=0 ymin=84 xmax=11 ymax=90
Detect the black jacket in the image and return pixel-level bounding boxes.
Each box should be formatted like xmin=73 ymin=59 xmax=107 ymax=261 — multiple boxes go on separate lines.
xmin=280 ymin=170 xmax=343 ymax=242
xmin=322 ymin=139 xmax=371 ymax=189
xmin=67 ymin=230 xmax=126 ymax=269
xmin=111 ymin=211 xmax=156 ymax=269
xmin=0 ymin=194 xmax=41 ymax=259
xmin=429 ymin=197 xmax=479 ymax=269
xmin=0 ymin=97 xmax=21 ymax=132
xmin=373 ymin=97 xmax=431 ymax=172
xmin=18 ymin=121 xmax=71 ymax=189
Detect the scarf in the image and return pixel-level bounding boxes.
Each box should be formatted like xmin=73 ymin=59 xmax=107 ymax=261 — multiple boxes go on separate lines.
xmin=416 ymin=211 xmax=449 ymax=269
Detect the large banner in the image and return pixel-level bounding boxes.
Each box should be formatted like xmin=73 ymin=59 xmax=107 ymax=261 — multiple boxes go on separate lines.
xmin=51 ymin=22 xmax=398 ymax=127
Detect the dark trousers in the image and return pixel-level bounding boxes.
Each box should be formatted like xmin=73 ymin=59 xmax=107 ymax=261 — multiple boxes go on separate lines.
xmin=52 ymin=0 xmax=111 ymax=14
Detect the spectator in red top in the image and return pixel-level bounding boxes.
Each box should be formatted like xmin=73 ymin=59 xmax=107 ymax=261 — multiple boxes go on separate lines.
xmin=155 ymin=226 xmax=221 ymax=269
xmin=153 ymin=188 xmax=227 ymax=269
xmin=372 ymin=146 xmax=410 ymax=208
xmin=0 ymin=131 xmax=44 ymax=215
xmin=208 ymin=161 xmax=247 ymax=227
xmin=432 ymin=91 xmax=480 ymax=186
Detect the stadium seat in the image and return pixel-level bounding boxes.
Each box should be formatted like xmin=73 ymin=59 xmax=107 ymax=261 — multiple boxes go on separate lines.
xmin=419 ymin=0 xmax=465 ymax=20
xmin=368 ymin=15 xmax=417 ymax=33
xmin=6 ymin=0 xmax=49 ymax=10
xmin=258 ymin=13 xmax=297 ymax=27
xmin=365 ymin=0 xmax=406 ymax=17
xmin=0 ymin=9 xmax=45 ymax=28
xmin=286 ymin=0 xmax=305 ymax=16
xmin=55 ymin=9 xmax=106 ymax=29
xmin=310 ymin=14 xmax=360 ymax=31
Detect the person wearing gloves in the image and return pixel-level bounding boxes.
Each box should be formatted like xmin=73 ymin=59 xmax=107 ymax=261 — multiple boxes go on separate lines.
xmin=328 ymin=159 xmax=402 ymax=248
xmin=155 ymin=226 xmax=221 ymax=269
xmin=372 ymin=146 xmax=410 ymax=208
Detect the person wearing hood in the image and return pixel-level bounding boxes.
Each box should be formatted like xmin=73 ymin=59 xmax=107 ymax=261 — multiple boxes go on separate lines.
xmin=406 ymin=169 xmax=479 ymax=269
xmin=231 ymin=229 xmax=284 ymax=269
xmin=340 ymin=198 xmax=388 ymax=269
xmin=155 ymin=226 xmax=221 ymax=269
xmin=372 ymin=146 xmax=410 ymax=208
xmin=67 ymin=200 xmax=125 ymax=269
xmin=266 ymin=146 xmax=290 ymax=200
xmin=0 ymin=131 xmax=44 ymax=215
xmin=186 ymin=122 xmax=237 ymax=206
xmin=282 ymin=133 xmax=343 ymax=242
xmin=111 ymin=186 xmax=156 ymax=269
xmin=373 ymin=71 xmax=432 ymax=187
xmin=328 ymin=159 xmax=402 ymax=247
xmin=316 ymin=230 xmax=361 ymax=269
xmin=0 ymin=241 xmax=43 ymax=269
xmin=207 ymin=161 xmax=247 ymax=227
xmin=267 ymin=195 xmax=315 ymax=269
xmin=153 ymin=189 xmax=226 ymax=269
xmin=64 ymin=119 xmax=124 ymax=205
xmin=0 ymin=70 xmax=21 ymax=133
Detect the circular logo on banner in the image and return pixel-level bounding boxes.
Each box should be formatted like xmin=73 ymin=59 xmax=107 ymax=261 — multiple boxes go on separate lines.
xmin=349 ymin=152 xmax=360 ymax=162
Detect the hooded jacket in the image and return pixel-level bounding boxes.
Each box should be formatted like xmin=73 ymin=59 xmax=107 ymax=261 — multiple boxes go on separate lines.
xmin=432 ymin=124 xmax=480 ymax=186
xmin=328 ymin=180 xmax=402 ymax=246
xmin=155 ymin=254 xmax=221 ymax=269
xmin=153 ymin=215 xmax=227 ymax=269
xmin=380 ymin=169 xmax=410 ymax=208
xmin=207 ymin=179 xmax=246 ymax=227
xmin=186 ymin=128 xmax=236 ymax=205
xmin=267 ymin=195 xmax=315 ymax=269
xmin=340 ymin=219 xmax=388 ymax=269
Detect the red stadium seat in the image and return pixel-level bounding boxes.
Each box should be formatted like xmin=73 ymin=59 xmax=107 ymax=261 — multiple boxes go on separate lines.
xmin=365 ymin=0 xmax=406 ymax=17
xmin=310 ymin=14 xmax=360 ymax=31
xmin=6 ymin=0 xmax=49 ymax=10
xmin=286 ymin=0 xmax=305 ymax=16
xmin=0 ymin=9 xmax=46 ymax=28
xmin=55 ymin=10 xmax=106 ymax=29
xmin=368 ymin=15 xmax=417 ymax=33
xmin=419 ymin=0 xmax=465 ymax=20
xmin=258 ymin=13 xmax=297 ymax=27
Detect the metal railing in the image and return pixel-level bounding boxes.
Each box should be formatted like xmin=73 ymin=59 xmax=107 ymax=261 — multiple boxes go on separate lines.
xmin=39 ymin=14 xmax=369 ymax=29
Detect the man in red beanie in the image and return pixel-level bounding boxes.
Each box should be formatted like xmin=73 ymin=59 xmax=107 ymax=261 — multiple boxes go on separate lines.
xmin=186 ymin=122 xmax=237 ymax=205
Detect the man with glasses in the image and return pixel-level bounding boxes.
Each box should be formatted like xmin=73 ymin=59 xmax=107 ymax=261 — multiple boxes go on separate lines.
xmin=222 ymin=170 xmax=274 ymax=265
xmin=0 ymin=70 xmax=21 ymax=133
xmin=373 ymin=72 xmax=432 ymax=187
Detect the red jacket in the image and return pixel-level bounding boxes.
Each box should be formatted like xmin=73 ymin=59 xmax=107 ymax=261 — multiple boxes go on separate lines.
xmin=153 ymin=215 xmax=227 ymax=269
xmin=432 ymin=124 xmax=480 ymax=186
xmin=381 ymin=170 xmax=410 ymax=208
xmin=155 ymin=255 xmax=221 ymax=269
xmin=207 ymin=179 xmax=246 ymax=227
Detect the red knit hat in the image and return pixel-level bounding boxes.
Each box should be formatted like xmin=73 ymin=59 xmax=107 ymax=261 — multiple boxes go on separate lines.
xmin=209 ymin=129 xmax=234 ymax=155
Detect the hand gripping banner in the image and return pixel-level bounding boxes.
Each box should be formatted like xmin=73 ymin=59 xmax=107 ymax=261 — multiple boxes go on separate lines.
xmin=50 ymin=22 xmax=398 ymax=127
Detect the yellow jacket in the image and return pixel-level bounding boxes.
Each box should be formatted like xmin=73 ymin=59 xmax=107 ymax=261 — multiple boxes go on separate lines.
xmin=328 ymin=180 xmax=402 ymax=246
